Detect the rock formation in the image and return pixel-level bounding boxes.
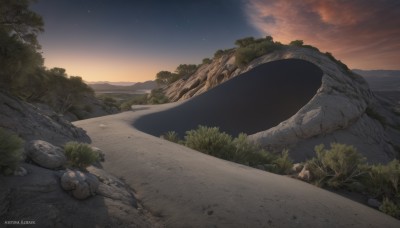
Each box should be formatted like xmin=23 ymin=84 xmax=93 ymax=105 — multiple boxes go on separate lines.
xmin=161 ymin=46 xmax=400 ymax=163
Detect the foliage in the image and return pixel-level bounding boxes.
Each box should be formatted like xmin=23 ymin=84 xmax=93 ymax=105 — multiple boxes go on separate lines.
xmin=0 ymin=0 xmax=44 ymax=48
xmin=289 ymin=40 xmax=304 ymax=47
xmin=231 ymin=133 xmax=275 ymax=166
xmin=119 ymin=94 xmax=148 ymax=110
xmin=64 ymin=142 xmax=99 ymax=169
xmin=175 ymin=64 xmax=198 ymax=79
xmin=182 ymin=126 xmax=293 ymax=173
xmin=161 ymin=131 xmax=180 ymax=143
xmin=148 ymin=89 xmax=169 ymax=104
xmin=379 ymin=198 xmax=400 ymax=218
xmin=0 ymin=128 xmax=23 ymax=175
xmin=272 ymin=149 xmax=293 ymax=174
xmin=234 ymin=36 xmax=283 ymax=67
xmin=365 ymin=160 xmax=400 ymax=198
xmin=184 ymin=125 xmax=234 ymax=160
xmin=306 ymin=143 xmax=367 ymax=188
xmin=155 ymin=71 xmax=179 ymax=85
xmin=202 ymin=58 xmax=212 ymax=65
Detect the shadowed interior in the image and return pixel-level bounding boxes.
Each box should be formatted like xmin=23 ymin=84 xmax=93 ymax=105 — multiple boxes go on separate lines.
xmin=134 ymin=59 xmax=323 ymax=138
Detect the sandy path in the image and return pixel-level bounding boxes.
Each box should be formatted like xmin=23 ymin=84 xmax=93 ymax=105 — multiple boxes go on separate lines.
xmin=74 ymin=104 xmax=400 ymax=227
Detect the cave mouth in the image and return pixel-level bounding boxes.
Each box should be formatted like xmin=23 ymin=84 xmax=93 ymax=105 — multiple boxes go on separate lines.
xmin=134 ymin=59 xmax=323 ymax=138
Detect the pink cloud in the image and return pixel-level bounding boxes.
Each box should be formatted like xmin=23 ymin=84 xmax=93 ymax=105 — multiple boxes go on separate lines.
xmin=245 ymin=0 xmax=400 ymax=70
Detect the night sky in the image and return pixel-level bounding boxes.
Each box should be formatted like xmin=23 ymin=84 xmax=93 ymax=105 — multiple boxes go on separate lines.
xmin=31 ymin=0 xmax=400 ymax=82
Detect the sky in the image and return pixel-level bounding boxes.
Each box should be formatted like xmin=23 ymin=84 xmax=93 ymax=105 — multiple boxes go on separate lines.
xmin=31 ymin=0 xmax=400 ymax=82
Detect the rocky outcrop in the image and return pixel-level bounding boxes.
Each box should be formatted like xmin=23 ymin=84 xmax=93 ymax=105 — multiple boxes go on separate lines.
xmin=0 ymin=91 xmax=90 ymax=147
xmin=162 ymin=46 xmax=400 ymax=163
xmin=0 ymin=163 xmax=160 ymax=227
xmin=61 ymin=170 xmax=99 ymax=200
xmin=25 ymin=140 xmax=66 ymax=169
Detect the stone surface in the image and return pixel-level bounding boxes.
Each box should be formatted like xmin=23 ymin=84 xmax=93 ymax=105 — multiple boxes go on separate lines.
xmin=13 ymin=166 xmax=28 ymax=176
xmin=25 ymin=140 xmax=67 ymax=169
xmin=162 ymin=46 xmax=400 ymax=163
xmin=298 ymin=165 xmax=311 ymax=181
xmin=292 ymin=163 xmax=304 ymax=173
xmin=1 ymin=163 xmax=161 ymax=227
xmin=368 ymin=198 xmax=382 ymax=208
xmin=61 ymin=170 xmax=99 ymax=200
xmin=0 ymin=91 xmax=90 ymax=147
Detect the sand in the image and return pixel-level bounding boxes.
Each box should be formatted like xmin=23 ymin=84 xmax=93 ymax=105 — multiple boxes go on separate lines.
xmin=74 ymin=103 xmax=400 ymax=227
xmin=134 ymin=59 xmax=323 ymax=138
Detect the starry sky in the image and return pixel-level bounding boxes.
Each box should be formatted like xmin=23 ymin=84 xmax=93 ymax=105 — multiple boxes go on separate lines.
xmin=31 ymin=0 xmax=400 ymax=82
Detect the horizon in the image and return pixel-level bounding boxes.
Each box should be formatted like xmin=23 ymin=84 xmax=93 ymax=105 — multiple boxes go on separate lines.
xmin=32 ymin=0 xmax=400 ymax=82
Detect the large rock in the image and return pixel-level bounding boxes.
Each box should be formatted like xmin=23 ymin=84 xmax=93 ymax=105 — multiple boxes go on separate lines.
xmin=61 ymin=170 xmax=99 ymax=200
xmin=1 ymin=163 xmax=158 ymax=227
xmin=162 ymin=46 xmax=400 ymax=163
xmin=0 ymin=91 xmax=90 ymax=147
xmin=25 ymin=140 xmax=67 ymax=169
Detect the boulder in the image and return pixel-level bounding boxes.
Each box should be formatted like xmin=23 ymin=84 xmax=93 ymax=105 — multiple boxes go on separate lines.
xmin=13 ymin=166 xmax=28 ymax=176
xmin=61 ymin=170 xmax=99 ymax=200
xmin=367 ymin=198 xmax=382 ymax=208
xmin=298 ymin=165 xmax=311 ymax=181
xmin=25 ymin=140 xmax=66 ymax=169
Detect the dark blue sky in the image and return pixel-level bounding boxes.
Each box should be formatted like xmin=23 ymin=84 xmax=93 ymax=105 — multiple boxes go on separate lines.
xmin=31 ymin=0 xmax=400 ymax=82
xmin=32 ymin=0 xmax=260 ymax=82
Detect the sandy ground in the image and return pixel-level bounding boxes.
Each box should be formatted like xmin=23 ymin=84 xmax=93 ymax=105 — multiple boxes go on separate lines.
xmin=74 ymin=103 xmax=400 ymax=227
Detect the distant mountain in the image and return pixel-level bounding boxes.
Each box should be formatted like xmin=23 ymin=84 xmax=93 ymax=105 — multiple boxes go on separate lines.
xmin=86 ymin=81 xmax=136 ymax=86
xmin=89 ymin=80 xmax=157 ymax=93
xmin=353 ymin=69 xmax=400 ymax=91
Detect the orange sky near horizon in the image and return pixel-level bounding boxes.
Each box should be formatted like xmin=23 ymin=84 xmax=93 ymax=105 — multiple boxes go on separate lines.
xmin=34 ymin=0 xmax=400 ymax=83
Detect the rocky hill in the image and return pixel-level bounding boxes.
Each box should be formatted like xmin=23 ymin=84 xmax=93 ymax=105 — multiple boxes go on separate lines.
xmin=162 ymin=46 xmax=400 ymax=163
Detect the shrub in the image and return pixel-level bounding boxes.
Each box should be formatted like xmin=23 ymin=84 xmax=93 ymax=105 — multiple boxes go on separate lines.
xmin=306 ymin=143 xmax=367 ymax=188
xmin=379 ymin=198 xmax=400 ymax=218
xmin=365 ymin=160 xmax=400 ymax=198
xmin=0 ymin=128 xmax=23 ymax=175
xmin=289 ymin=40 xmax=304 ymax=46
xmin=148 ymin=89 xmax=169 ymax=104
xmin=184 ymin=125 xmax=234 ymax=160
xmin=234 ymin=37 xmax=282 ymax=67
xmin=64 ymin=142 xmax=99 ymax=169
xmin=202 ymin=58 xmax=212 ymax=65
xmin=231 ymin=133 xmax=275 ymax=166
xmin=161 ymin=131 xmax=180 ymax=143
xmin=272 ymin=149 xmax=293 ymax=174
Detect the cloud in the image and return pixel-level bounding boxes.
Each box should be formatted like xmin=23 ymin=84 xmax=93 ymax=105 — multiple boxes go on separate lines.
xmin=244 ymin=0 xmax=400 ymax=69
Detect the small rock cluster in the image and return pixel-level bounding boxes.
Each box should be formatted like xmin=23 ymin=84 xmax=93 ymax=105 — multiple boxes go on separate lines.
xmin=23 ymin=139 xmax=103 ymax=200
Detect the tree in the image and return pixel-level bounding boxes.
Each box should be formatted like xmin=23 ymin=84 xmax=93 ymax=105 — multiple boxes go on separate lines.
xmin=155 ymin=71 xmax=179 ymax=85
xmin=234 ymin=37 xmax=255 ymax=48
xmin=289 ymin=40 xmax=304 ymax=47
xmin=202 ymin=58 xmax=212 ymax=65
xmin=0 ymin=0 xmax=44 ymax=49
xmin=175 ymin=64 xmax=197 ymax=79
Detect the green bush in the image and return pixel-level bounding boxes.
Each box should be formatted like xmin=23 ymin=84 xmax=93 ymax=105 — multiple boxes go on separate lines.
xmin=379 ymin=198 xmax=400 ymax=218
xmin=148 ymin=89 xmax=169 ymax=104
xmin=234 ymin=37 xmax=282 ymax=67
xmin=184 ymin=125 xmax=234 ymax=160
xmin=272 ymin=149 xmax=293 ymax=174
xmin=231 ymin=133 xmax=275 ymax=166
xmin=366 ymin=160 xmax=400 ymax=198
xmin=0 ymin=128 xmax=23 ymax=175
xmin=161 ymin=131 xmax=180 ymax=143
xmin=306 ymin=143 xmax=367 ymax=188
xmin=289 ymin=40 xmax=304 ymax=46
xmin=64 ymin=142 xmax=99 ymax=169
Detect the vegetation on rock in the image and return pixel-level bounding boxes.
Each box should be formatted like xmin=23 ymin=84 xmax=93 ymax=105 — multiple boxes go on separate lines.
xmin=0 ymin=128 xmax=23 ymax=175
xmin=64 ymin=142 xmax=99 ymax=169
